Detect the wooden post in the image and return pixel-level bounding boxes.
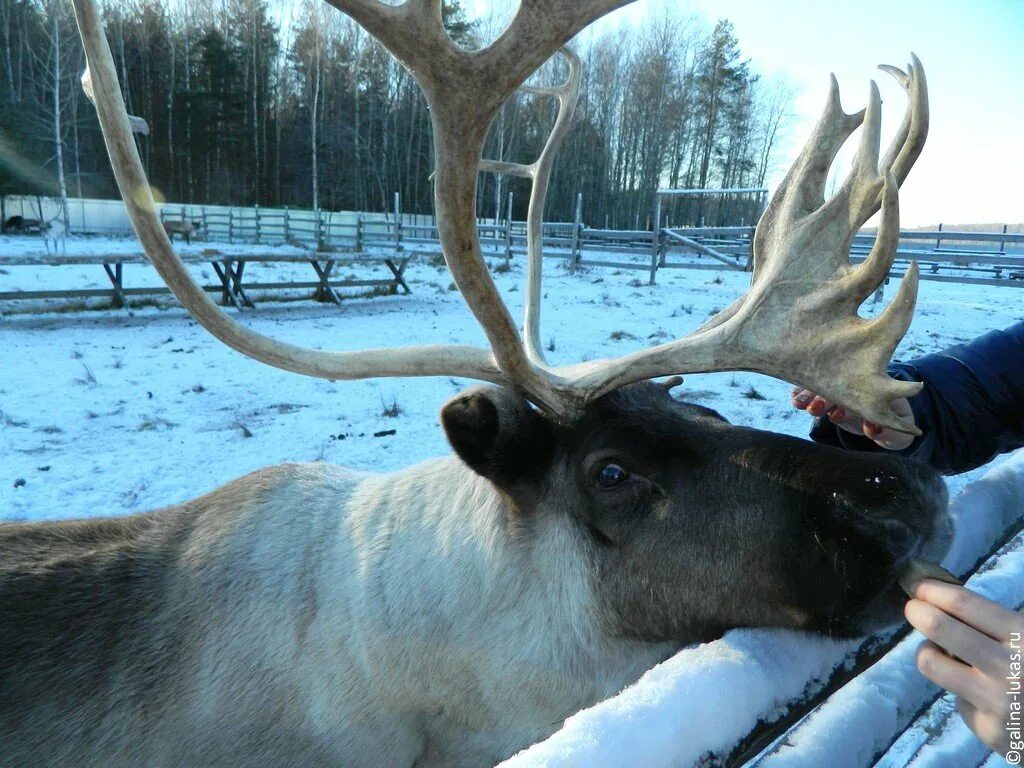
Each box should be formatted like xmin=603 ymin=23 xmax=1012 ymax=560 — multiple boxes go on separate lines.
xmin=504 ymin=192 xmax=513 ymax=267
xmin=254 ymin=205 xmax=260 ymax=243
xmin=394 ymin=191 xmax=403 ymax=253
xmin=936 ymin=222 xmax=943 ymax=250
xmin=649 ymin=195 xmax=662 ymax=284
xmin=873 ymin=278 xmax=888 ymax=304
xmin=570 ymin=192 xmax=583 ymax=272
xmin=1000 ymin=223 xmax=1008 ymax=254
xmin=284 ymin=207 xmax=291 ymax=242
xmin=356 ymin=213 xmax=363 ymax=252
xmin=227 ymin=209 xmax=234 ymax=243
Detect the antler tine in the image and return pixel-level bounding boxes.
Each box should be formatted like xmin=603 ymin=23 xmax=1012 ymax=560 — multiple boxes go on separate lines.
xmin=71 ymin=0 xmax=504 ymax=387
xmin=822 ymin=57 xmax=929 ymax=233
xmin=770 ymin=75 xmax=864 ymax=221
xmin=480 ymin=48 xmax=583 ymax=367
xmin=557 ymin=59 xmax=930 ymax=435
xmin=523 ymin=49 xmax=582 ymax=366
xmin=879 ymin=54 xmax=929 ymax=188
xmin=845 ymin=171 xmax=901 ymax=306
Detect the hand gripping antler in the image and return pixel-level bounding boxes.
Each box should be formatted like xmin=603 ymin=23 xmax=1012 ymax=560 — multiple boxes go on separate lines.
xmin=564 ymin=58 xmax=929 ymax=434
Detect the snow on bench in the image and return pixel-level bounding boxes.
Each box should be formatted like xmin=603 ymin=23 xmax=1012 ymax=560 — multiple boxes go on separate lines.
xmin=501 ymin=451 xmax=1024 ymax=768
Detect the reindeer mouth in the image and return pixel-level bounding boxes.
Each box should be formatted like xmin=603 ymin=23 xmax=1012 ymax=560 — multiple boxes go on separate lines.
xmin=847 ymin=519 xmax=955 ymax=636
xmin=815 ymin=464 xmax=953 ymax=636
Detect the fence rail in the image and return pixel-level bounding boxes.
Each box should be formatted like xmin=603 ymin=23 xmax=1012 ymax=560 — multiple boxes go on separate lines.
xmin=3 ymin=195 xmax=1022 ymax=297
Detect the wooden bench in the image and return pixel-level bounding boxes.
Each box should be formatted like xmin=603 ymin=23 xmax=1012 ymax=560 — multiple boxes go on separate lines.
xmin=849 ymin=246 xmax=1024 ymax=288
xmin=0 ymin=249 xmax=411 ymax=309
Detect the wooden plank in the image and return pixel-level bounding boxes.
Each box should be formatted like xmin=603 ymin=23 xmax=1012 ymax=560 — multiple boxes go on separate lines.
xmin=859 ymin=230 xmax=1024 ymax=245
xmin=577 ymin=259 xmax=652 ymax=270
xmin=851 ymin=250 xmax=1024 ymax=268
xmin=0 ymin=251 xmax=426 ymax=266
xmin=580 ymin=227 xmax=651 ymax=239
xmin=230 ymin=261 xmax=254 ymax=308
xmin=384 ymin=257 xmax=411 ymax=295
xmin=311 ymin=260 xmax=342 ymax=304
xmin=242 ymin=279 xmax=394 ymax=290
xmin=101 ymin=262 xmax=126 ymax=307
xmin=657 ymin=261 xmax=743 ymax=272
xmin=210 ymin=261 xmax=242 ymax=309
xmin=662 ymin=230 xmax=745 ymax=270
xmin=665 ymin=226 xmax=754 ymax=237
xmin=0 ymin=285 xmax=224 ymax=301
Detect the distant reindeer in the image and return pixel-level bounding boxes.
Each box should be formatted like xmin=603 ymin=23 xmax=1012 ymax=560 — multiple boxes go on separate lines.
xmin=3 ymin=215 xmax=51 ymax=234
xmin=5 ymin=1 xmax=943 ymax=766
xmin=161 ymin=218 xmax=204 ymax=244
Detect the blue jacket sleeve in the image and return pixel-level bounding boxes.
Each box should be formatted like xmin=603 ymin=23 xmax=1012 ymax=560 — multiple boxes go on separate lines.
xmin=810 ymin=321 xmax=1024 ymax=475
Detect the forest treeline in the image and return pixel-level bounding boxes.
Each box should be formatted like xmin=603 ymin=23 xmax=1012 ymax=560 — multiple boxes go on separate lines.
xmin=0 ymin=0 xmax=793 ymax=229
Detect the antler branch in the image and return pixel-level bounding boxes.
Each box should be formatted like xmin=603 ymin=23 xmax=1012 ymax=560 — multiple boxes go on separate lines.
xmin=555 ymin=61 xmax=930 ymax=434
xmin=71 ymin=0 xmax=503 ymax=386
xmin=480 ymin=48 xmax=583 ymax=366
xmin=486 ymin=1 xmax=633 ymax=92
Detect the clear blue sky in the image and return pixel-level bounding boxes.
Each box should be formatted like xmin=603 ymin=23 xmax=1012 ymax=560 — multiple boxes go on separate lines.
xmin=469 ymin=0 xmax=1023 ymax=227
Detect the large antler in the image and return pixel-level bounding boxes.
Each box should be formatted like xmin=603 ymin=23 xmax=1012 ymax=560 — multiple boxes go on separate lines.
xmin=561 ymin=58 xmax=930 ymax=434
xmin=71 ymin=0 xmax=630 ymax=416
xmin=72 ymin=0 xmax=928 ymax=433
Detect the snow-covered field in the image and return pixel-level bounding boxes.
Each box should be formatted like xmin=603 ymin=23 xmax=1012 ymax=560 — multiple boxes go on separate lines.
xmin=1 ymin=234 xmax=1022 ymax=766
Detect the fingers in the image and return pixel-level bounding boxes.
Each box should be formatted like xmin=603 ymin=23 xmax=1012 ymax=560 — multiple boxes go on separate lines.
xmin=915 ymin=641 xmax=1005 ymax=715
xmin=909 ymin=584 xmax=1022 ymax=757
xmin=863 ymin=422 xmax=915 ymax=451
xmin=791 ymin=388 xmax=814 ymax=410
xmin=906 ymin=598 xmax=1011 ymax=679
xmin=790 ymin=389 xmax=836 ymax=416
xmin=807 ymin=396 xmax=835 ymax=418
xmin=791 ymin=388 xmax=885 ymax=441
xmin=790 ymin=388 xmax=842 ymax=420
xmin=956 ymin=695 xmax=1011 ymax=756
xmin=789 ymin=390 xmax=916 ymax=450
xmin=913 ymin=580 xmax=1024 ymax=644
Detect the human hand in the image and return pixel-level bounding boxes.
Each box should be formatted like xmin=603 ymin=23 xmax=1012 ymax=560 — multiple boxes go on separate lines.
xmin=790 ymin=387 xmax=916 ymax=451
xmin=906 ymin=579 xmax=1024 ymax=758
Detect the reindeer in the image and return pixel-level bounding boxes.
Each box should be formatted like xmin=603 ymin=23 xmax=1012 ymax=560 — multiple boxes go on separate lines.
xmin=0 ymin=1 xmax=944 ymax=766
xmin=3 ymin=215 xmax=51 ymax=234
xmin=161 ymin=217 xmax=204 ymax=244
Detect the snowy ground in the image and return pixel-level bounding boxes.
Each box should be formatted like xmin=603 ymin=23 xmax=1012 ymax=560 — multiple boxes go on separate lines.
xmin=1 ymin=234 xmax=1022 ymax=766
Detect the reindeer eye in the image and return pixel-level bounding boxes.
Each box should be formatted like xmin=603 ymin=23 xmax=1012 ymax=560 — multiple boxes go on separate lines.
xmin=596 ymin=463 xmax=629 ymax=488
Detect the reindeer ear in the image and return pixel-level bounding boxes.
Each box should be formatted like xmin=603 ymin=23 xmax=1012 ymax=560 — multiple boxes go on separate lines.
xmin=441 ymin=387 xmax=555 ymax=503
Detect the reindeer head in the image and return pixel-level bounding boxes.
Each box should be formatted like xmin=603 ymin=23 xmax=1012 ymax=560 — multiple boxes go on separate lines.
xmin=73 ymin=0 xmax=944 ymax=638
xmin=443 ymin=382 xmax=950 ymax=640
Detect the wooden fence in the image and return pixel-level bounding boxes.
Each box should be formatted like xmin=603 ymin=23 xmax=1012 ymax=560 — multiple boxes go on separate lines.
xmin=3 ymin=192 xmax=1022 ymax=312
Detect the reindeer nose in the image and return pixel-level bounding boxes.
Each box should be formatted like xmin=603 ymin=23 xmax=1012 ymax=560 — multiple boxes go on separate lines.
xmin=829 ymin=491 xmax=919 ymax=561
xmin=826 ymin=458 xmax=948 ymax=563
